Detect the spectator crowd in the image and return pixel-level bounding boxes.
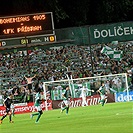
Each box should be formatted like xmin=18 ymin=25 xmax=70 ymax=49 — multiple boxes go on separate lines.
xmin=0 ymin=41 xmax=133 ymax=103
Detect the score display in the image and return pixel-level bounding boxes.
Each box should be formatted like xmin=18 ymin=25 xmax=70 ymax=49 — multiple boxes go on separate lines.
xmin=0 ymin=12 xmax=54 ymax=38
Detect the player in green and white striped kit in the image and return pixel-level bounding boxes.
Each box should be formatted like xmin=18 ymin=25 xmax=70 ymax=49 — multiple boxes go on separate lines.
xmin=30 ymin=88 xmax=43 ymax=123
xmin=98 ymin=82 xmax=107 ymax=106
xmin=61 ymin=86 xmax=71 ymax=115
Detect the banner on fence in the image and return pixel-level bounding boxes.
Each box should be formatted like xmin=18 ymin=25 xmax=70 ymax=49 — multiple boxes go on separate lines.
xmin=52 ymin=94 xmax=114 ymax=109
xmin=0 ymin=100 xmax=52 ymax=116
xmin=115 ymin=91 xmax=133 ymax=102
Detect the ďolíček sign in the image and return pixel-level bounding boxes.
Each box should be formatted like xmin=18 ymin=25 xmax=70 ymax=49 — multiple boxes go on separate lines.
xmin=89 ymin=21 xmax=133 ymax=44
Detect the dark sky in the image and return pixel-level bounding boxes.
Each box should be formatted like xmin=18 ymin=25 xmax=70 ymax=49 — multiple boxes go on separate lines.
xmin=0 ymin=0 xmax=44 ymax=16
xmin=0 ymin=0 xmax=132 ymax=29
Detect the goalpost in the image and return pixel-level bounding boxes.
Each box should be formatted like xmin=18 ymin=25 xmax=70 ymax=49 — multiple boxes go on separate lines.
xmin=43 ymin=73 xmax=129 ymax=110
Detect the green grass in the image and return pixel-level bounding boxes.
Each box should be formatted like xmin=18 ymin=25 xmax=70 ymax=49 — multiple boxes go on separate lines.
xmin=0 ymin=102 xmax=133 ymax=133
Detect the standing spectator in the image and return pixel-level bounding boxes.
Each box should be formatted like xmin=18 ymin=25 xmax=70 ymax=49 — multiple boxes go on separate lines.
xmin=24 ymin=74 xmax=36 ymax=90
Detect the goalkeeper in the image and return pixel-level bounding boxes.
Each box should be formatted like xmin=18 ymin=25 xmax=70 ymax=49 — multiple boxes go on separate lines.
xmin=30 ymin=87 xmax=43 ymax=123
xmin=61 ymin=86 xmax=71 ymax=115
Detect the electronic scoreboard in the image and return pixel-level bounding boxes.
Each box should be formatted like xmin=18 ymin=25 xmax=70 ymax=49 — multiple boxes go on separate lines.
xmin=0 ymin=12 xmax=56 ymax=47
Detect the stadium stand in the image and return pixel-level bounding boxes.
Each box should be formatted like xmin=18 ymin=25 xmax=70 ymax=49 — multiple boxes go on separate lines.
xmin=0 ymin=41 xmax=133 ymax=102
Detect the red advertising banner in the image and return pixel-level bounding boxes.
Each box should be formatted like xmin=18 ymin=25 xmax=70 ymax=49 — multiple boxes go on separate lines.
xmin=0 ymin=94 xmax=114 ymax=116
xmin=52 ymin=94 xmax=101 ymax=109
xmin=0 ymin=100 xmax=52 ymax=116
xmin=52 ymin=94 xmax=114 ymax=109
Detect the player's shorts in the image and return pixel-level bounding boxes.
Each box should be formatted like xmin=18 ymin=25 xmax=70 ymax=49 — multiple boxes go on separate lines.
xmin=101 ymin=95 xmax=107 ymax=100
xmin=63 ymin=100 xmax=70 ymax=106
xmin=35 ymin=106 xmax=42 ymax=111
xmin=6 ymin=108 xmax=11 ymax=113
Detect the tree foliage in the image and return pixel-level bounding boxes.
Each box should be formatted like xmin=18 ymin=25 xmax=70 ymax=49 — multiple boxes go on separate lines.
xmin=0 ymin=0 xmax=132 ymax=28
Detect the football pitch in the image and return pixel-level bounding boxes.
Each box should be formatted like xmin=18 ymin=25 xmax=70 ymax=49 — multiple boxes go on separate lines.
xmin=0 ymin=102 xmax=133 ymax=133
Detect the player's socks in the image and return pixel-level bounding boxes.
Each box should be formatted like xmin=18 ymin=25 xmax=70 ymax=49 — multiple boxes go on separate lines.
xmin=99 ymin=99 xmax=103 ymax=103
xmin=36 ymin=114 xmax=41 ymax=122
xmin=32 ymin=112 xmax=39 ymax=116
xmin=99 ymin=100 xmax=101 ymax=104
xmin=105 ymin=99 xmax=107 ymax=104
xmin=36 ymin=111 xmax=42 ymax=123
xmin=102 ymin=99 xmax=105 ymax=106
xmin=12 ymin=110 xmax=15 ymax=116
xmin=66 ymin=107 xmax=69 ymax=114
xmin=62 ymin=106 xmax=67 ymax=111
xmin=9 ymin=114 xmax=12 ymax=121
xmin=1 ymin=115 xmax=7 ymax=121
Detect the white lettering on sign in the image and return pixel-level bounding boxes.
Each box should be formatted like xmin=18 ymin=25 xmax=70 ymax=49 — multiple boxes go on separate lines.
xmin=94 ymin=26 xmax=133 ymax=39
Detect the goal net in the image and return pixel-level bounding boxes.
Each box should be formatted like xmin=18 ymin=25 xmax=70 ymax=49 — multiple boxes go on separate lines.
xmin=43 ymin=73 xmax=129 ymax=109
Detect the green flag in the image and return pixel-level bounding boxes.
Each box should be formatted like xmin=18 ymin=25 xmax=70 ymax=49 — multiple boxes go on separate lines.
xmin=108 ymin=51 xmax=123 ymax=61
xmin=101 ymin=45 xmax=112 ymax=54
xmin=101 ymin=45 xmax=123 ymax=61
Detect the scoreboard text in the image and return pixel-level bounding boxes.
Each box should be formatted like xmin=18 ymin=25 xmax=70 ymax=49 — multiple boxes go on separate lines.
xmin=0 ymin=12 xmax=54 ymax=38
